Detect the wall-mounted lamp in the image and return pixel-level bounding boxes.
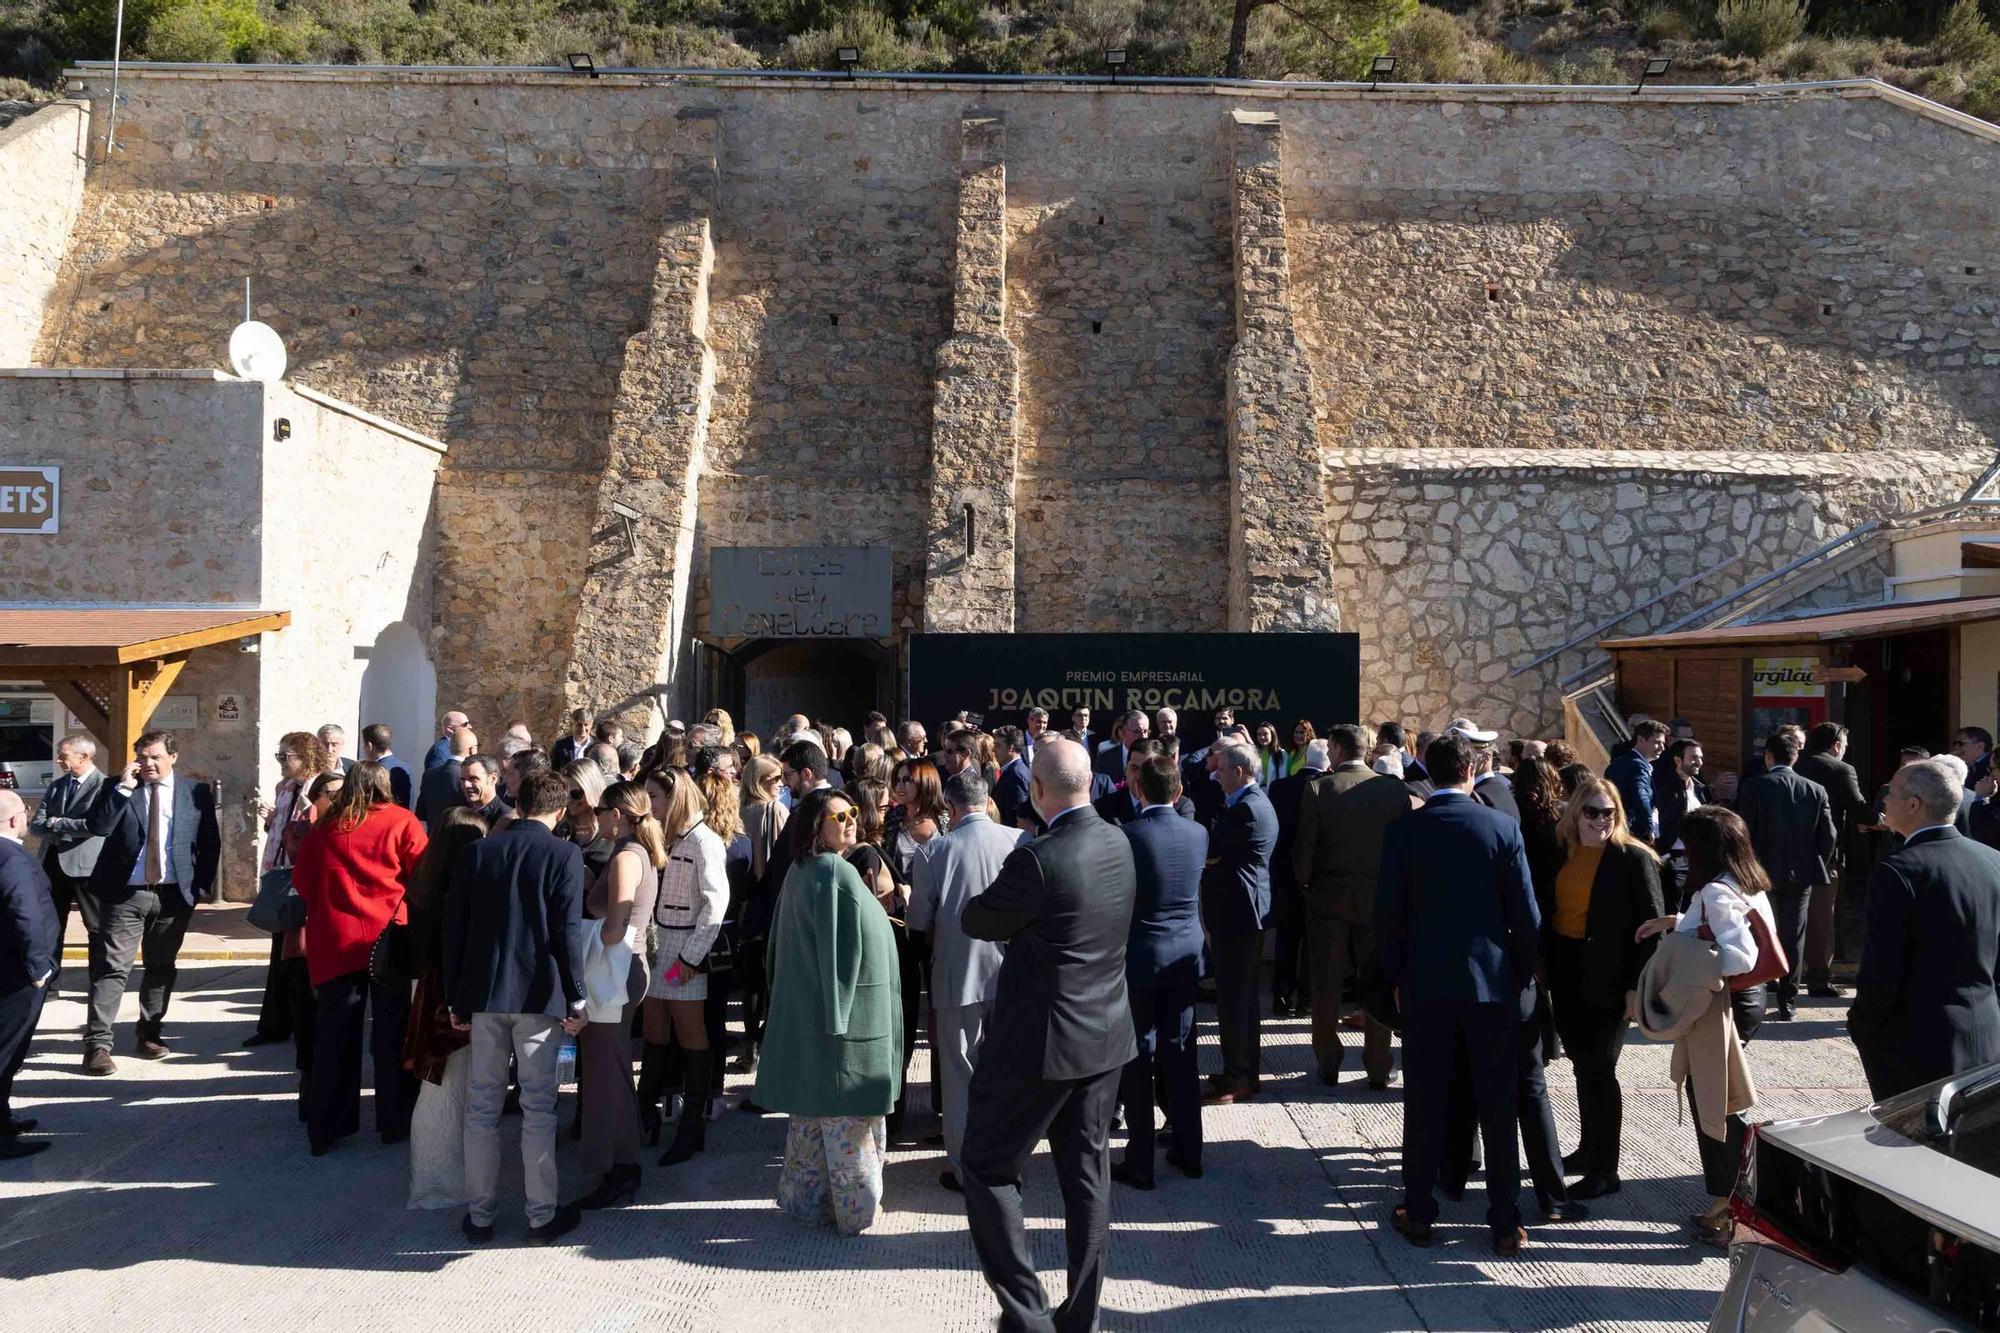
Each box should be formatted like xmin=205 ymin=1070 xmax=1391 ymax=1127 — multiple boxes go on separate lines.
xmin=1635 ymin=57 xmax=1671 ymax=94
xmin=610 ymin=500 xmax=641 ymax=560
xmin=1370 ymin=56 xmax=1397 ymax=91
xmin=837 ymin=46 xmax=861 ymax=79
xmin=1104 ymin=48 xmax=1128 ymax=83
xmin=566 ymin=52 xmax=598 ymax=78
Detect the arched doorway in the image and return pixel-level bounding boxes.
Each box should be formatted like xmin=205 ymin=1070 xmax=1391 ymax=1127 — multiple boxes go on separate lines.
xmin=694 ymin=638 xmax=896 ymax=739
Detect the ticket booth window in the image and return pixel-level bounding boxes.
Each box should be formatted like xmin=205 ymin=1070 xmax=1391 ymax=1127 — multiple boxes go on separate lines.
xmin=0 ymin=689 xmax=58 ymax=792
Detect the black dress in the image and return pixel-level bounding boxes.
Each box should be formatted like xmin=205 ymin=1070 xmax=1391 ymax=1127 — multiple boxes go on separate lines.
xmin=851 ymin=840 xmax=922 ymax=1135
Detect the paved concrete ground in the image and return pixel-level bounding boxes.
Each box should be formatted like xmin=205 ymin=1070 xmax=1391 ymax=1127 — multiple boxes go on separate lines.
xmin=1 ymin=962 xmax=1867 ymax=1332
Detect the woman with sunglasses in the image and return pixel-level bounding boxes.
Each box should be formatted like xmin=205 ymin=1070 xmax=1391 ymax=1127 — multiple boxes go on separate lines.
xmin=1548 ymin=776 xmax=1665 ymax=1201
xmin=572 ymin=781 xmax=663 ymax=1208
xmin=247 ymin=732 xmax=327 ymax=1051
xmin=755 ymin=788 xmax=903 ymax=1235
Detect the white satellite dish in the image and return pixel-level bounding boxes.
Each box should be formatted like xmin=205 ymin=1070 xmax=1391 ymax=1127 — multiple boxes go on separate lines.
xmin=228 ymin=320 xmax=288 ymax=383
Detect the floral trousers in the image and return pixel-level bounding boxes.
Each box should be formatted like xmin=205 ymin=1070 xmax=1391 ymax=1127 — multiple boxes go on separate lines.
xmin=777 ymin=1114 xmax=887 ymax=1235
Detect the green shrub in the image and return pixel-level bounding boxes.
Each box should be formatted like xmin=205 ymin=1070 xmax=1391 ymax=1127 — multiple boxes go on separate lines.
xmin=1963 ymin=59 xmax=2000 ymax=119
xmin=1936 ymin=0 xmax=2000 ymax=63
xmin=1715 ymin=0 xmax=1805 ymax=56
xmin=1635 ymin=3 xmax=1692 ymax=41
xmin=780 ymin=6 xmax=950 ymax=69
xmin=133 ymin=0 xmax=264 ymax=59
xmin=1777 ymin=34 xmax=1887 ymax=76
xmin=1387 ymin=5 xmax=1467 ymax=80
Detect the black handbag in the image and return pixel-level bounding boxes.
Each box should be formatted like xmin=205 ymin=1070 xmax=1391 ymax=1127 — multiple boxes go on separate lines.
xmin=369 ymin=920 xmax=412 ymax=988
xmin=247 ymin=865 xmax=306 ymax=934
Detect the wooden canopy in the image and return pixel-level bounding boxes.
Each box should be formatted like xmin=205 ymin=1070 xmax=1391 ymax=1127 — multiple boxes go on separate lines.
xmin=0 ymin=608 xmax=290 ymax=759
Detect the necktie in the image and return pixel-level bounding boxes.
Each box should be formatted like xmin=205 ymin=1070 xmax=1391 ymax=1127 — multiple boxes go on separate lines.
xmin=146 ymin=783 xmax=166 ymax=886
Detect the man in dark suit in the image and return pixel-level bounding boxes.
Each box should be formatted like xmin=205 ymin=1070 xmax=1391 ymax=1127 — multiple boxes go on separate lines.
xmin=1455 ymin=718 xmax=1521 ymax=823
xmin=1265 ymin=738 xmax=1328 ymax=1019
xmin=993 ymin=726 xmax=1034 ymax=832
xmin=444 ymin=769 xmax=588 ymax=1247
xmin=1112 ymin=755 xmax=1208 ymax=1191
xmin=1850 ymin=758 xmax=2000 ymax=1099
xmin=81 ymin=730 xmax=220 ymax=1073
xmin=457 ymin=753 xmax=508 ymax=828
xmin=1737 ymin=729 xmax=1836 ymax=1020
xmin=549 ymin=708 xmax=590 ymax=770
xmin=28 ymin=734 xmax=105 ymax=963
xmin=1655 ymin=738 xmax=1710 ymax=903
xmin=1377 ymin=734 xmax=1541 ymax=1256
xmin=361 ymin=722 xmax=415 ymax=809
xmin=1094 ymin=740 xmax=1195 ymax=826
xmin=1295 ymin=724 xmax=1411 ymax=1087
xmin=1092 ymin=710 xmax=1149 ymax=786
xmin=1200 ymin=738 xmax=1278 ymax=1105
xmin=1066 ymin=706 xmax=1095 ymax=759
xmin=959 ymin=739 xmax=1137 ymax=1333
xmin=1607 ymin=719 xmax=1667 ymax=844
xmin=1379 ymin=721 xmax=1426 ymax=786
xmin=418 ymin=725 xmax=475 ymax=826
xmin=1795 ymin=722 xmax=1869 ymax=1000
xmin=425 ymin=709 xmax=470 ymax=771
xmin=0 ymin=790 xmax=59 ymax=1157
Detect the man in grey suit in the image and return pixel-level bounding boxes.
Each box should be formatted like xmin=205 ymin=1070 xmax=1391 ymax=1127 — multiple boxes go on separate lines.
xmin=908 ymin=767 xmax=1028 ymax=1191
xmin=28 ymin=734 xmax=105 ymax=970
xmin=81 ymin=730 xmax=221 ymax=1072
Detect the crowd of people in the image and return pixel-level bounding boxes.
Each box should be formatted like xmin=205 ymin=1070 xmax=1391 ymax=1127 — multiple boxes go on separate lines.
xmin=4 ymin=695 xmax=2000 ymax=1327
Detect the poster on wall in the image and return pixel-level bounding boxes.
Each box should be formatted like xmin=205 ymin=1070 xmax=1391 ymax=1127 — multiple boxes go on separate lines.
xmin=152 ymin=695 xmax=198 ymax=731
xmin=1751 ymin=656 xmax=1826 ymax=743
xmin=212 ymin=692 xmax=246 ymax=732
xmin=909 ymin=633 xmax=1360 ymax=753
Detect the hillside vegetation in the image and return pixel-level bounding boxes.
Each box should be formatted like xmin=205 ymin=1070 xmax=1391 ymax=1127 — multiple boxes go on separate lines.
xmin=1 ymin=0 xmax=1998 ymax=122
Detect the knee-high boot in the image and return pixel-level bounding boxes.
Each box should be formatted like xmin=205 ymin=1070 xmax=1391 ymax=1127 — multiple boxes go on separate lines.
xmin=636 ymin=1042 xmax=673 ymax=1148
xmin=660 ymin=1049 xmax=711 ymax=1166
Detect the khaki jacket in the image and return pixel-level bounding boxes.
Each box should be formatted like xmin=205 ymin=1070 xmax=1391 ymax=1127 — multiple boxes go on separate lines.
xmin=1293 ymin=762 xmax=1415 ymax=926
xmin=1636 ymin=928 xmax=1755 ymax=1141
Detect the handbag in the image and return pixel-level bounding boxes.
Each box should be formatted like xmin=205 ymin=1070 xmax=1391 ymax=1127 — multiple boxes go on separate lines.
xmin=1696 ymin=889 xmax=1789 ymax=992
xmin=369 ymin=919 xmax=412 ymax=988
xmin=248 ymin=865 xmax=307 ymax=934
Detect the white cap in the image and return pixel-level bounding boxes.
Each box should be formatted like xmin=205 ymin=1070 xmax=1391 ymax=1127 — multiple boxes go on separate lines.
xmin=1305 ymin=738 xmax=1331 ymax=769
xmin=1447 ymin=716 xmax=1499 ymax=744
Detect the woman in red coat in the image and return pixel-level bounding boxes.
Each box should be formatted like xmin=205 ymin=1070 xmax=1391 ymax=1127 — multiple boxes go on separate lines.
xmin=293 ymin=760 xmax=429 ymax=1156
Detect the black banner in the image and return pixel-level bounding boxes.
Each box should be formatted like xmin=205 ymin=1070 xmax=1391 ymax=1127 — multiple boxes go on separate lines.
xmin=908 ymin=632 xmax=1360 ymax=752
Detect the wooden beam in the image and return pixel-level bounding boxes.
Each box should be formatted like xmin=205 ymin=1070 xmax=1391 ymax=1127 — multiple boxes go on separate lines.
xmin=45 ymin=680 xmax=109 ymax=745
xmin=109 ymin=655 xmax=190 ymax=763
xmin=113 ymin=612 xmax=291 ymax=664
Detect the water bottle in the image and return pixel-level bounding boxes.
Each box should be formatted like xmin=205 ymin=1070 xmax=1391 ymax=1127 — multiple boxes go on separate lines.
xmin=555 ymin=1036 xmax=577 ymax=1087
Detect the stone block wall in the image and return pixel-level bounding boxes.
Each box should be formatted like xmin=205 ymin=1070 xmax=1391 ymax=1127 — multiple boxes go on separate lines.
xmin=24 ymin=70 xmax=2000 ymax=737
xmin=1330 ymin=448 xmax=1988 ymax=738
xmin=0 ymin=104 xmax=87 ymax=365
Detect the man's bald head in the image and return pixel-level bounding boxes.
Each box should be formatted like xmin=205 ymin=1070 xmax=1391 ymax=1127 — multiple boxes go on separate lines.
xmin=0 ymin=789 xmax=25 ymax=841
xmin=1031 ymin=737 xmax=1092 ymax=823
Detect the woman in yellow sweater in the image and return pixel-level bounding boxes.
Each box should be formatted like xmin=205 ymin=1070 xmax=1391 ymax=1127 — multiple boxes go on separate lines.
xmin=1548 ymin=775 xmax=1664 ymax=1201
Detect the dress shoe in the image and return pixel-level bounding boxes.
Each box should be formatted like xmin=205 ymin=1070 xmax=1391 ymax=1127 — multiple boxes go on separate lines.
xmin=461 ymin=1215 xmax=495 ymax=1245
xmin=938 ymin=1169 xmax=962 ymax=1193
xmin=1542 ymin=1199 xmax=1590 ymax=1223
xmin=1807 ymin=983 xmax=1847 ymax=999
xmin=136 ymin=1036 xmax=168 ymax=1060
xmin=381 ymin=1130 xmax=408 ymax=1146
xmin=1770 ymin=1004 xmax=1796 ymax=1022
xmin=1201 ymin=1081 xmax=1256 ymax=1106
xmin=0 ymin=1137 xmax=51 ymax=1160
xmin=82 ymin=1048 xmax=115 ymax=1076
xmin=1318 ymin=1070 xmax=1341 ymax=1087
xmin=576 ymin=1165 xmax=641 ymax=1210
xmin=1560 ymin=1150 xmax=1588 ymax=1175
xmin=1439 ymin=1181 xmax=1466 ymax=1203
xmin=526 ymin=1203 xmax=583 ymax=1247
xmin=1164 ymin=1148 xmax=1204 ymax=1180
xmin=1110 ymin=1161 xmax=1155 ymax=1191
xmin=1366 ymin=1075 xmax=1391 ymax=1092
xmin=243 ymin=1031 xmax=285 ymax=1048
xmin=1493 ymin=1225 xmax=1528 ymax=1258
xmin=1340 ymin=1010 xmax=1366 ymax=1030
xmin=1568 ymin=1172 xmax=1622 ymax=1200
xmin=5 ymin=1116 xmax=37 ymax=1135
xmin=1390 ymin=1206 xmax=1433 ymax=1247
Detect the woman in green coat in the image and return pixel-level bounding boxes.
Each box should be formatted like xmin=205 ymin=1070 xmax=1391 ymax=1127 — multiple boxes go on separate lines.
xmin=753 ymin=787 xmax=904 ymax=1235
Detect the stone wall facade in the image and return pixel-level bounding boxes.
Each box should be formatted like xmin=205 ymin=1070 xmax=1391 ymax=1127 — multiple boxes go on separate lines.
xmin=15 ymin=71 xmax=2000 ymax=737
xmin=0 ymin=103 xmax=87 ymax=365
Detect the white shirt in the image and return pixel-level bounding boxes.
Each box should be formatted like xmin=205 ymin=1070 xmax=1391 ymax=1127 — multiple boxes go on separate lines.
xmin=1677 ymin=875 xmax=1780 ymax=977
xmin=125 ymin=773 xmax=175 ymax=887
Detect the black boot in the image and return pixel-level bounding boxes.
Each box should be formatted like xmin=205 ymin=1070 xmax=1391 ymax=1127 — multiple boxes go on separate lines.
xmin=659 ymin=1049 xmax=710 ymax=1166
xmin=635 ymin=1042 xmax=673 ymax=1148
xmin=729 ymin=1039 xmax=758 ymax=1074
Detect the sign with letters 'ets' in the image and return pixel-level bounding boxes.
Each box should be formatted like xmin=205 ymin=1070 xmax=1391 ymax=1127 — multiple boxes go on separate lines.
xmin=0 ymin=466 xmax=59 ymax=534
xmin=710 ymin=546 xmax=893 ymax=639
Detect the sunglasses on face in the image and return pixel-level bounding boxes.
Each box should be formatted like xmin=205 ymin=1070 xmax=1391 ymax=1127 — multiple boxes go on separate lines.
xmin=275 ymin=752 xmax=296 ymax=762
xmin=823 ymin=809 xmax=856 ymax=825
xmin=594 ymin=804 xmax=617 ymax=815
xmin=1582 ymin=806 xmax=1617 ymax=821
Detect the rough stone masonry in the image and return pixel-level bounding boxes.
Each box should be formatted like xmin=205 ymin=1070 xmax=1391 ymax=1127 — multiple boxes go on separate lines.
xmin=11 ymin=68 xmax=2000 ymax=737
